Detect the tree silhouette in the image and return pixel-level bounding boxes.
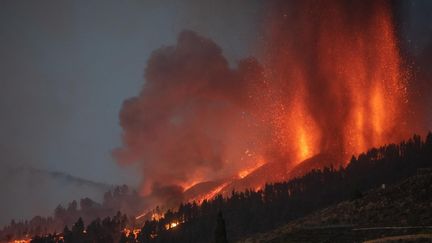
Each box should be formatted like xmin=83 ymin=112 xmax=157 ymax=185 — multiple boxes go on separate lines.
xmin=215 ymin=211 xmax=228 ymax=243
xmin=71 ymin=217 xmax=84 ymax=243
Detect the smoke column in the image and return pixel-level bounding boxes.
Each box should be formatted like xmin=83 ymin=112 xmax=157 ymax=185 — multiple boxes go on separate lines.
xmin=114 ymin=31 xmax=263 ymax=200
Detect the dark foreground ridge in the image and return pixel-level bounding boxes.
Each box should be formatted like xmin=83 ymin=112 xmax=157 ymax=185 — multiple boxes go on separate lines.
xmin=241 ymin=168 xmax=432 ymax=242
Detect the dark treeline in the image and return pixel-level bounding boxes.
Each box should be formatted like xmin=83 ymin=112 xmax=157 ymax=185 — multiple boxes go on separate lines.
xmin=31 ymin=213 xmax=129 ymax=243
xmin=139 ymin=133 xmax=431 ymax=243
xmin=0 ymin=185 xmax=143 ymax=242
xmin=16 ymin=133 xmax=432 ymax=242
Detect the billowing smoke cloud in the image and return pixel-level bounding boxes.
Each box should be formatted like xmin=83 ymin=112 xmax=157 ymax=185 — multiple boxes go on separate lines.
xmin=114 ymin=31 xmax=263 ymax=197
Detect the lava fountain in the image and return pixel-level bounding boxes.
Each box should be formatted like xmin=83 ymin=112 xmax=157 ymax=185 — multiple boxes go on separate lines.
xmin=257 ymin=0 xmax=411 ymax=164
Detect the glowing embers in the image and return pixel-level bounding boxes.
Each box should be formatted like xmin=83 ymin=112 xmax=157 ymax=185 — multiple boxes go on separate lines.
xmin=151 ymin=212 xmax=163 ymax=221
xmin=123 ymin=228 xmax=141 ymax=238
xmin=164 ymin=220 xmax=182 ymax=230
xmin=11 ymin=240 xmax=31 ymax=243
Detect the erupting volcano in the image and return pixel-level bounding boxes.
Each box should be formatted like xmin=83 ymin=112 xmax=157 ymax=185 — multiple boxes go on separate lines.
xmin=114 ymin=0 xmax=423 ymax=211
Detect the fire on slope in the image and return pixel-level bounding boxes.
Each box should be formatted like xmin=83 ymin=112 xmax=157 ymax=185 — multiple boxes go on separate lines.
xmin=11 ymin=239 xmax=31 ymax=243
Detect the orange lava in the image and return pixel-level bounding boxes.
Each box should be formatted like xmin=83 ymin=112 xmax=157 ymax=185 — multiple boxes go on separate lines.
xmin=238 ymin=156 xmax=266 ymax=179
xmin=190 ymin=182 xmax=230 ymax=204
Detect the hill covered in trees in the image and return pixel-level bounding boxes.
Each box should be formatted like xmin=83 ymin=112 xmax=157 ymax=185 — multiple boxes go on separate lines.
xmin=241 ymin=168 xmax=432 ymax=242
xmin=4 ymin=133 xmax=432 ymax=243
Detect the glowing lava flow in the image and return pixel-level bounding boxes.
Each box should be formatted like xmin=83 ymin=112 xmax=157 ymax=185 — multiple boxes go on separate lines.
xmin=191 ymin=182 xmax=230 ymax=204
xmin=238 ymin=156 xmax=266 ymax=179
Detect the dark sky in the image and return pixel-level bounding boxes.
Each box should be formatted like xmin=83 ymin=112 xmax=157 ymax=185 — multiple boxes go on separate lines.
xmin=0 ymin=0 xmax=430 ymax=226
xmin=0 ymin=0 xmax=262 ymax=226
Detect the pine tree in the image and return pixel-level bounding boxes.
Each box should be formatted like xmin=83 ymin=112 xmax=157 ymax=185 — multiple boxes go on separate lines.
xmin=214 ymin=211 xmax=228 ymax=243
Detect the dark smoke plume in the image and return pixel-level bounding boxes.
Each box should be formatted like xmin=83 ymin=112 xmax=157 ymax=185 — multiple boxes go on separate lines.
xmin=114 ymin=30 xmax=262 ymax=197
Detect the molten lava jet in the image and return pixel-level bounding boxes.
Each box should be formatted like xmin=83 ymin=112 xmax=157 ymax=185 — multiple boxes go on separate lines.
xmin=259 ymin=0 xmax=411 ymax=164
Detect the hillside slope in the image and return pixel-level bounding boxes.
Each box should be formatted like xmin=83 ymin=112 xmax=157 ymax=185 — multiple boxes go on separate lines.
xmin=241 ymin=168 xmax=432 ymax=243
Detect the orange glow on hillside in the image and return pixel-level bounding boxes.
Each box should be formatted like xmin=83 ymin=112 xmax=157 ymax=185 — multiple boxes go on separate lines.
xmin=238 ymin=156 xmax=266 ymax=179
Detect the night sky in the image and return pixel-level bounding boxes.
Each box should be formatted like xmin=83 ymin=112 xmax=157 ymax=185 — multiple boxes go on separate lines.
xmin=0 ymin=0 xmax=430 ymax=226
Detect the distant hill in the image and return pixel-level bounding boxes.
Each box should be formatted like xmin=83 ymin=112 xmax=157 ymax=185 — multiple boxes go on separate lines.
xmin=240 ymin=168 xmax=432 ymax=242
xmin=0 ymin=166 xmax=113 ymax=228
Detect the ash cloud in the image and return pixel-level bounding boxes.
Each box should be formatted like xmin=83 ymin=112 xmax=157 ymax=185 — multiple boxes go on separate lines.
xmin=114 ymin=30 xmax=262 ymax=197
